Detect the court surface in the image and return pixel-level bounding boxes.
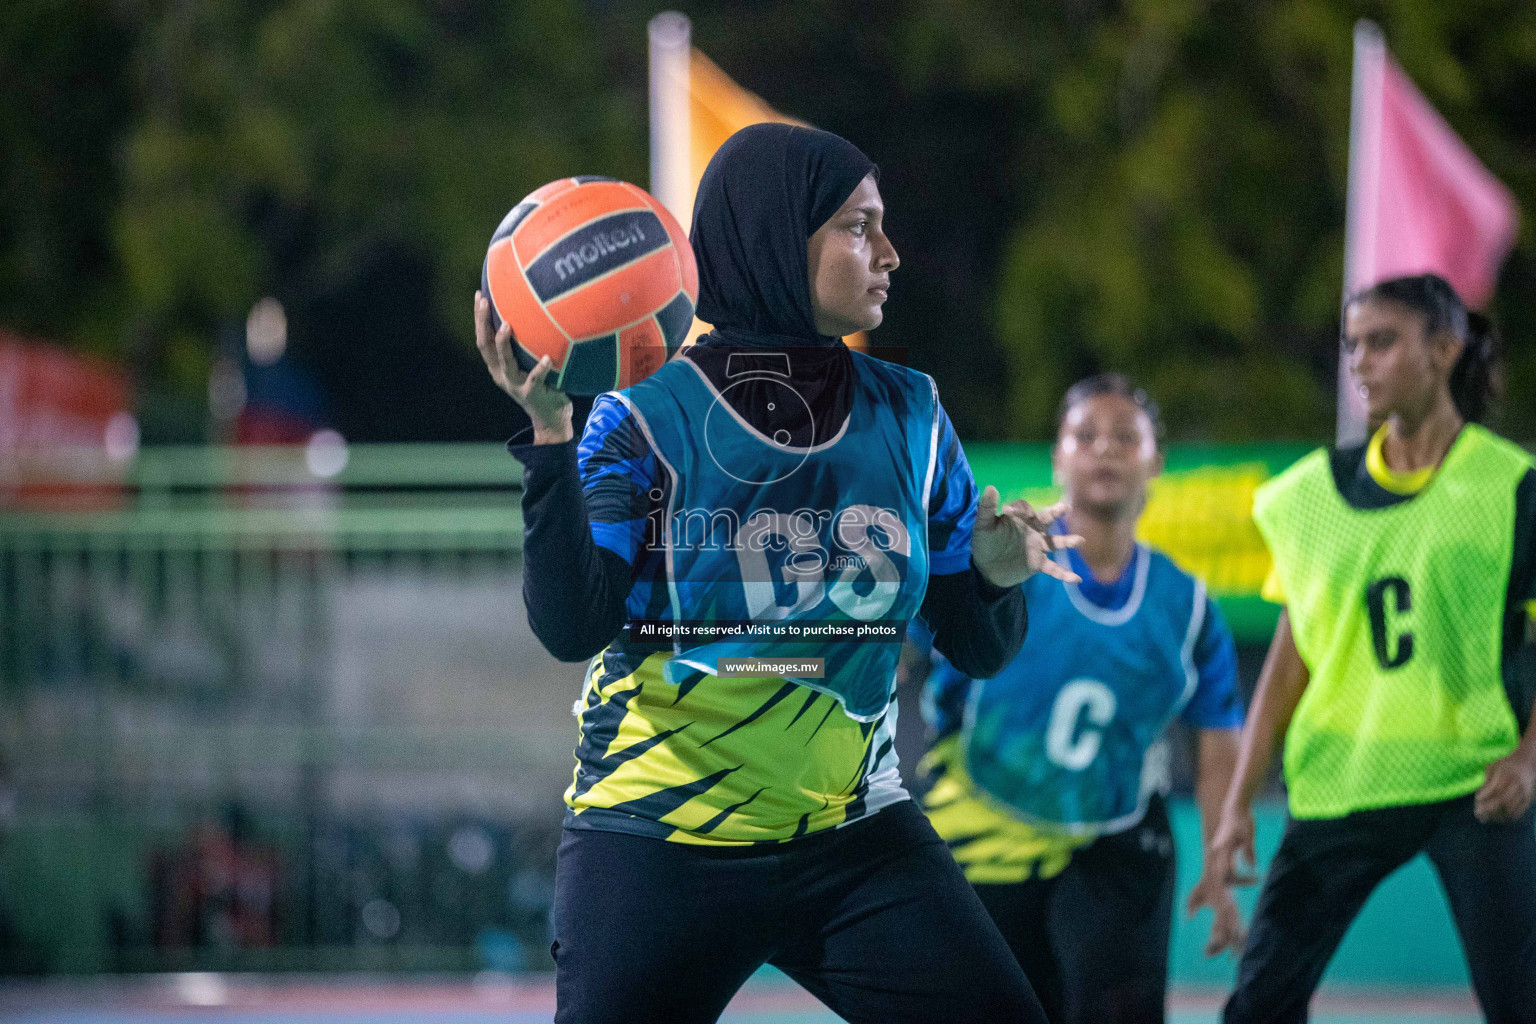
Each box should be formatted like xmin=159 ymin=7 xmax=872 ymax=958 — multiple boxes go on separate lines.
xmin=0 ymin=975 xmax=1483 ymax=1024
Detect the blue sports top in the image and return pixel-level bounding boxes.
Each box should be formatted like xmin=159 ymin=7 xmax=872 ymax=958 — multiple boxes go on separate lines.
xmin=619 ymin=352 xmax=937 ymax=720
xmin=925 ymin=538 xmax=1241 ymax=834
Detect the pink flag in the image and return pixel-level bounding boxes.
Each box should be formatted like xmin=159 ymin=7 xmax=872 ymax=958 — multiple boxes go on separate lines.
xmin=1338 ymin=21 xmax=1520 ymax=441
xmin=1346 ymin=22 xmax=1519 ymax=307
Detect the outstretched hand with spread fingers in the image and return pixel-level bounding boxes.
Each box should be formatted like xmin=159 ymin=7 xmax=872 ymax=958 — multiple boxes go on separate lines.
xmin=971 ymin=486 xmax=1083 ymax=588
xmin=1186 ymin=870 xmax=1247 ymax=958
xmin=1207 ymin=804 xmax=1260 ymax=889
xmin=474 ymin=291 xmax=573 ymax=445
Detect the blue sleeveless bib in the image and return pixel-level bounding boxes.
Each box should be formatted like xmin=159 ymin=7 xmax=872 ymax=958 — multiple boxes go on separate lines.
xmin=620 ymin=351 xmax=938 ymax=721
xmin=963 ymin=546 xmax=1206 ymax=833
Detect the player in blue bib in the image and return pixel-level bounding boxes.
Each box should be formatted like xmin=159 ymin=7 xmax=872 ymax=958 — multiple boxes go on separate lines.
xmin=918 ymin=375 xmax=1245 ymax=1024
xmin=476 ymin=124 xmax=1078 ymax=1024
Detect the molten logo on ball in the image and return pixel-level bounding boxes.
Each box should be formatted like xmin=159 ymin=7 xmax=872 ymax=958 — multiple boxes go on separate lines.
xmin=553 ymin=222 xmax=649 ymax=282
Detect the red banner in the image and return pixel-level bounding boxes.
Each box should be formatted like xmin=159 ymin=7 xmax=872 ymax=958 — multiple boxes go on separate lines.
xmin=0 ymin=331 xmax=133 ymax=508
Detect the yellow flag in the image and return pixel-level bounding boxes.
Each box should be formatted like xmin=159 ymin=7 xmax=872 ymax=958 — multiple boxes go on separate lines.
xmin=684 ymin=48 xmax=808 ymax=228
xmin=649 ymin=14 xmax=867 ymax=349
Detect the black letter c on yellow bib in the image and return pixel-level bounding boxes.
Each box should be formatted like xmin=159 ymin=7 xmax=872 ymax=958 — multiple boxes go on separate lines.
xmin=1365 ymin=576 xmax=1413 ymax=669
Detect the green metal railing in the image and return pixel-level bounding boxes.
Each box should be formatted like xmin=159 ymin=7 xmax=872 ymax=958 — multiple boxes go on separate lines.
xmin=2 ymin=444 xmax=551 ymax=974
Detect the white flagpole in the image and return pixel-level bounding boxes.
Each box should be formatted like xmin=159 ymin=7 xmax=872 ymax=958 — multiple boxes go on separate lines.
xmin=1338 ymin=20 xmax=1385 ymax=446
xmin=648 ymin=13 xmax=692 ymax=228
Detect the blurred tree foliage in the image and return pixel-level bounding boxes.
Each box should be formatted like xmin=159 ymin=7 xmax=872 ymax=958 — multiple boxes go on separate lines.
xmin=890 ymin=0 xmax=1536 ymax=439
xmin=0 ymin=0 xmax=135 ymax=357
xmin=1 ymin=0 xmax=1533 ymax=441
xmin=2 ymin=0 xmax=646 ymax=440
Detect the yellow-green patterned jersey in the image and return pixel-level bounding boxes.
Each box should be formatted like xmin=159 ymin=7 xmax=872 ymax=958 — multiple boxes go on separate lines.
xmin=919 ymin=736 xmax=1093 ymax=883
xmin=564 ymin=646 xmax=905 ymax=844
xmin=1253 ymin=424 xmax=1536 ymax=819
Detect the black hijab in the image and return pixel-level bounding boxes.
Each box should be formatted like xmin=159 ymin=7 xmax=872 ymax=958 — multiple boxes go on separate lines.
xmin=691 ymin=123 xmax=878 ymax=345
xmin=685 ymin=124 xmax=877 ymax=446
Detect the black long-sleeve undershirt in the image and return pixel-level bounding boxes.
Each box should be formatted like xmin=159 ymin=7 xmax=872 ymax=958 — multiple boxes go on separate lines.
xmin=511 ymin=438 xmax=1026 ymax=677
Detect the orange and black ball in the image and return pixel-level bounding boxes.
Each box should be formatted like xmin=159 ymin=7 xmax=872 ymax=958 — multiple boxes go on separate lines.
xmin=481 ymin=177 xmax=699 ymax=395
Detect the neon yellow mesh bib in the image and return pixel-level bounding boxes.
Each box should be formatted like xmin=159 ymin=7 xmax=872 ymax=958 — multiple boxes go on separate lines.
xmin=1252 ymin=425 xmax=1530 ymax=819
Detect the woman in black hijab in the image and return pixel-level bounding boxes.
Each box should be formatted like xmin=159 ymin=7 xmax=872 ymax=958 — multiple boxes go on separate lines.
xmin=476 ymin=123 xmax=1064 ymax=1023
